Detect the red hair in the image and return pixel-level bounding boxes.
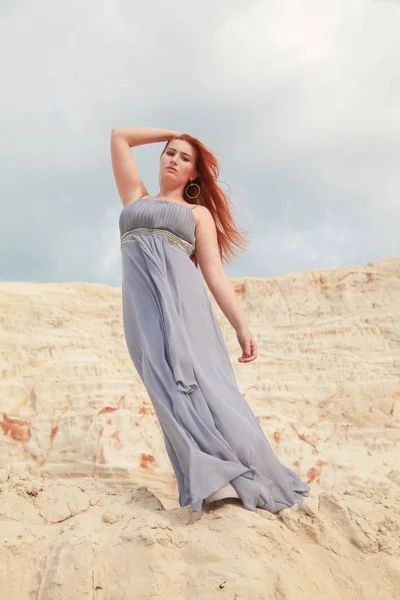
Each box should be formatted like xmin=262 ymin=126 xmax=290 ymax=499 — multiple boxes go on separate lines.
xmin=161 ymin=134 xmax=250 ymax=269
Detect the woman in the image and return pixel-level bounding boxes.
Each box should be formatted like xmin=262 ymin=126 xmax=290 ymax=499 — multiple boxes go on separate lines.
xmin=111 ymin=126 xmax=310 ymax=514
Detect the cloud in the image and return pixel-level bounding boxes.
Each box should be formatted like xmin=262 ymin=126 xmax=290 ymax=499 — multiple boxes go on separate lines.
xmin=1 ymin=0 xmax=399 ymax=284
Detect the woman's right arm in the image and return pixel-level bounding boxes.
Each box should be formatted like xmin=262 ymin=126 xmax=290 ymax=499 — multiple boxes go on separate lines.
xmin=110 ymin=127 xmax=180 ymax=207
xmin=111 ymin=127 xmax=181 ymax=148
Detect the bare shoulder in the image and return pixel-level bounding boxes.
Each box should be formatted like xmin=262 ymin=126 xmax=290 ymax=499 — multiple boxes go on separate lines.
xmin=192 ymin=205 xmax=214 ymax=227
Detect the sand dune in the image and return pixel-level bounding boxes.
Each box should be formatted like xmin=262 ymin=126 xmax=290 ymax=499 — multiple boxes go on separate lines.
xmin=1 ymin=256 xmax=399 ymax=598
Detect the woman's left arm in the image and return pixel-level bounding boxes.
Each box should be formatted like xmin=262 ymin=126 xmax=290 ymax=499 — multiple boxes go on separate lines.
xmin=195 ymin=207 xmax=258 ymax=363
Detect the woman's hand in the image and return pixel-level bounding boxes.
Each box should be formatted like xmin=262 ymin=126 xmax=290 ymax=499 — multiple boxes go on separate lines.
xmin=236 ymin=326 xmax=258 ymax=363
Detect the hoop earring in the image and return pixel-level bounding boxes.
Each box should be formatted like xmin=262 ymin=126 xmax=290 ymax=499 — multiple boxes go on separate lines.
xmin=185 ymin=180 xmax=201 ymax=199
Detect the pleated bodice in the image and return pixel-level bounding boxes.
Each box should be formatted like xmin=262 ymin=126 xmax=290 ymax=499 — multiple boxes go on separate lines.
xmin=119 ymin=197 xmax=197 ymax=247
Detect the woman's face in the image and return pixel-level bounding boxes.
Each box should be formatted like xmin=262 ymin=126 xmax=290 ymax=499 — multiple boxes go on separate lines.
xmin=160 ymin=140 xmax=197 ymax=187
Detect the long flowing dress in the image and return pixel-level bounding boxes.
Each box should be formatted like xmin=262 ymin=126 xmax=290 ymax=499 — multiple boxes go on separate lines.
xmin=119 ymin=196 xmax=310 ymax=514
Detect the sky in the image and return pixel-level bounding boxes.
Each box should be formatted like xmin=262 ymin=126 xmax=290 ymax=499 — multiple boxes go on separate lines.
xmin=1 ymin=0 xmax=400 ymax=284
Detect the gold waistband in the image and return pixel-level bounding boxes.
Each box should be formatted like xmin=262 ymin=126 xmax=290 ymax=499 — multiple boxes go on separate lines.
xmin=120 ymin=227 xmax=195 ymax=256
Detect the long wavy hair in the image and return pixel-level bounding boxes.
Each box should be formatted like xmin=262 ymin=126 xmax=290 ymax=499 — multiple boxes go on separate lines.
xmin=161 ymin=134 xmax=250 ymax=269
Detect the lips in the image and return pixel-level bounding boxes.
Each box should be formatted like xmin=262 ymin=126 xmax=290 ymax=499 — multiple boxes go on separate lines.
xmin=167 ymin=166 xmax=177 ymax=172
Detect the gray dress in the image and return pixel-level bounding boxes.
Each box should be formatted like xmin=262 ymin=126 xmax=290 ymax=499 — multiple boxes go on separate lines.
xmin=119 ymin=197 xmax=310 ymax=514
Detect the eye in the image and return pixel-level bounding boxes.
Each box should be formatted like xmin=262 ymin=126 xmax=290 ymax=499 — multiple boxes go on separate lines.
xmin=167 ymin=150 xmax=190 ymax=161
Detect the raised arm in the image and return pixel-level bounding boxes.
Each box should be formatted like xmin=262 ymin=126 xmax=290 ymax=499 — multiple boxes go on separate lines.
xmin=110 ymin=127 xmax=180 ymax=207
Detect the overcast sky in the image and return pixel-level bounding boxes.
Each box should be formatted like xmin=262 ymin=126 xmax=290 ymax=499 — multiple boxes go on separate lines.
xmin=1 ymin=0 xmax=399 ymax=285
